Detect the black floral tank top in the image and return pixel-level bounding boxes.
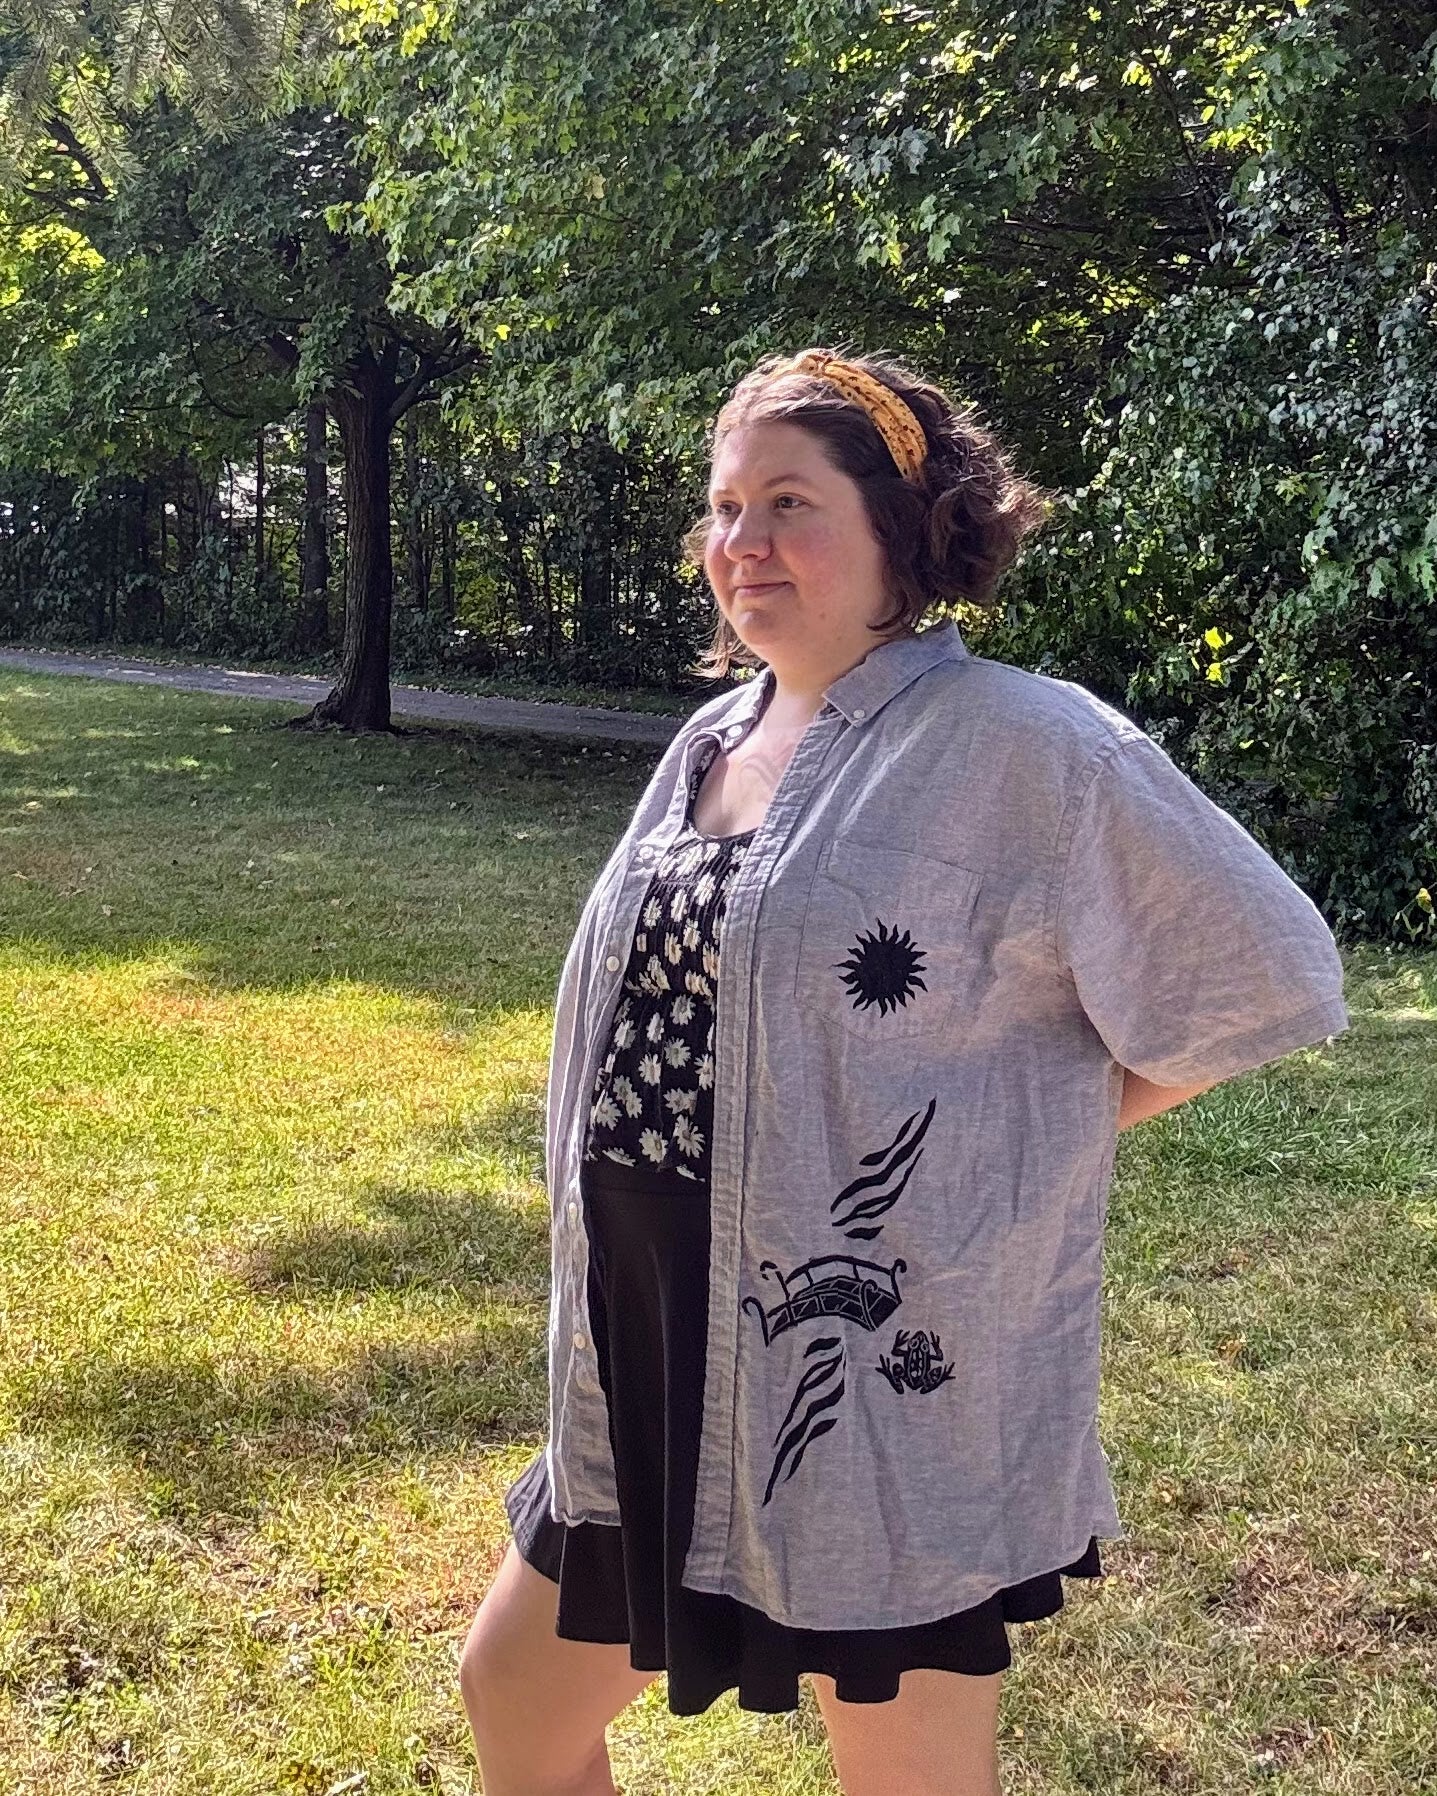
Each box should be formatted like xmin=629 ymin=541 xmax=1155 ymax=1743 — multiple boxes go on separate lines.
xmin=583 ymin=742 xmax=756 ymax=1181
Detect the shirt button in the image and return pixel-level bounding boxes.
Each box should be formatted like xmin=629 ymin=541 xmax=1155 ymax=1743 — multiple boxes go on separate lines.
xmin=567 ymin=1201 xmax=580 ymax=1221
xmin=573 ymin=1330 xmax=588 ymax=1350
xmin=852 ymin=707 xmax=867 ymax=720
xmin=604 ymin=955 xmax=620 ymax=972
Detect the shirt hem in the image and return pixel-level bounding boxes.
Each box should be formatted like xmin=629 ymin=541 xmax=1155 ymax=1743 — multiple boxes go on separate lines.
xmin=676 ymin=1520 xmax=1131 ymax=1632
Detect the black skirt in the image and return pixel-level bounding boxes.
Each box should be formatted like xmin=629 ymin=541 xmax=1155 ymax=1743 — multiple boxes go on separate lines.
xmin=505 ymin=1156 xmax=1103 ymax=1716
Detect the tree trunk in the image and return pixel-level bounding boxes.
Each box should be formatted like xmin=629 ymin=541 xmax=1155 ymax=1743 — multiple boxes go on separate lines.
xmin=137 ymin=478 xmax=151 ymax=574
xmin=539 ymin=510 xmax=554 ymax=664
xmin=499 ymin=478 xmax=535 ymax=638
xmin=304 ymin=355 xmax=396 ymax=731
xmin=300 ymin=399 xmax=330 ymax=650
xmin=135 ymin=478 xmax=155 ymax=638
xmin=575 ymin=429 xmax=616 ymax=660
xmin=174 ymin=451 xmax=188 ymax=560
xmin=255 ymin=426 xmax=266 ymax=572
xmin=403 ymin=407 xmax=428 ymax=612
xmin=439 ymin=511 xmax=455 ymax=624
xmin=156 ymin=471 xmax=168 ymax=638
xmin=224 ymin=462 xmax=235 ymax=618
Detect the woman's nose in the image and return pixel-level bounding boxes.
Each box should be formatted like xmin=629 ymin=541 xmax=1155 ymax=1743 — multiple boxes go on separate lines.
xmin=723 ymin=508 xmax=773 ymax=561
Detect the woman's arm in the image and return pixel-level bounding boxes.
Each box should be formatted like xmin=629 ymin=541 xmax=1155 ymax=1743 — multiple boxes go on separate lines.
xmin=1116 ymin=1067 xmax=1218 ymax=1132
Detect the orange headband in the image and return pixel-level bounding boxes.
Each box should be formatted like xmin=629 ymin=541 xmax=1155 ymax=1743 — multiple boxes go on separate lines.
xmin=776 ymin=349 xmax=928 ymax=482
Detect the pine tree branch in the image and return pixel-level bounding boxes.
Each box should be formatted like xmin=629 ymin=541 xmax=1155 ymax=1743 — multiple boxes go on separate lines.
xmin=42 ymin=112 xmax=109 ymax=202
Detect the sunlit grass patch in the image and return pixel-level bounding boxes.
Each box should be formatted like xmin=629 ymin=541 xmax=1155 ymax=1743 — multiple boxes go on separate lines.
xmin=2 ymin=668 xmax=1434 ymax=1793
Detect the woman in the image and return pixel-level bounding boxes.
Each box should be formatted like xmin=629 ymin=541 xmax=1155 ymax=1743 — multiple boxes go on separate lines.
xmin=459 ymin=348 xmax=1349 ymax=1796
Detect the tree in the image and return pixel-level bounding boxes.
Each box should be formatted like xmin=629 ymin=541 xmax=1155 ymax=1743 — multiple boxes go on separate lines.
xmin=338 ymin=0 xmax=1266 ymax=474
xmin=0 ymin=0 xmax=1430 ymax=926
xmin=978 ymin=0 xmax=1437 ymax=938
xmin=2 ymin=44 xmax=485 ymax=727
xmin=299 ymin=398 xmax=330 ymax=648
xmin=0 ymin=0 xmax=322 ymax=170
xmin=341 ymin=0 xmax=1434 ymax=932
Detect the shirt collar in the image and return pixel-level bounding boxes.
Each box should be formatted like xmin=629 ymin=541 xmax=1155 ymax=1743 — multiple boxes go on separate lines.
xmin=707 ymin=619 xmax=970 ymax=750
xmin=822 ymin=618 xmax=970 ymax=725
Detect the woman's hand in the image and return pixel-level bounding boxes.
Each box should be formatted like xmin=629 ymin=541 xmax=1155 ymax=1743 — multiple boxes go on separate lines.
xmin=1116 ymin=1067 xmax=1218 ymax=1132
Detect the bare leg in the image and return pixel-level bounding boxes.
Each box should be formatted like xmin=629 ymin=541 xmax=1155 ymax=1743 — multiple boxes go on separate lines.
xmin=459 ymin=1540 xmax=657 ymax=1796
xmin=811 ymin=1668 xmax=1004 ymax=1796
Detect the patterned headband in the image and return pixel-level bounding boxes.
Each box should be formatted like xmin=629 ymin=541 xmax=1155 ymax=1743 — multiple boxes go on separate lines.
xmin=776 ymin=349 xmax=928 ymax=483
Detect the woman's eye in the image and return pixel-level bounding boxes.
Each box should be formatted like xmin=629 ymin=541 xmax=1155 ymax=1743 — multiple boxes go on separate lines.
xmin=712 ymin=496 xmax=801 ymax=518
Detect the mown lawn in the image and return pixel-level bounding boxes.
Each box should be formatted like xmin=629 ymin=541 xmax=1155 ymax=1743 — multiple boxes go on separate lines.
xmin=1 ymin=668 xmax=1434 ymax=1796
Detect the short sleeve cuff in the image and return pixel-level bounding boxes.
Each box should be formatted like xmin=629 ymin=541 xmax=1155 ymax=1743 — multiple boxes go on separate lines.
xmin=1135 ymin=994 xmax=1351 ymax=1089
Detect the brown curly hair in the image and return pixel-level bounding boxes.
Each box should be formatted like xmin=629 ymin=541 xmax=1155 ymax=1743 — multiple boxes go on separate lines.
xmin=682 ymin=344 xmax=1055 ymax=680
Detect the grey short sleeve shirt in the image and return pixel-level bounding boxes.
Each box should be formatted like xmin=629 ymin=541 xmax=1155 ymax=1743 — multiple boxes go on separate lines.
xmin=538 ymin=621 xmax=1349 ymax=1629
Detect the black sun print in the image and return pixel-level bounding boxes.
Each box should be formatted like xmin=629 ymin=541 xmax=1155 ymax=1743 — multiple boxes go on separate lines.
xmin=834 ymin=919 xmax=929 ymax=1016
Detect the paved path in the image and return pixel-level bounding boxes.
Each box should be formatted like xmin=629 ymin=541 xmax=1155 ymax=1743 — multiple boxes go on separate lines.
xmin=0 ymin=647 xmax=686 ymax=745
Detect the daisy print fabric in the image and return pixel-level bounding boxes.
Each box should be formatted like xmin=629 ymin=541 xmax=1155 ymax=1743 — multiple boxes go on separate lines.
xmin=584 ymin=746 xmax=753 ymax=1182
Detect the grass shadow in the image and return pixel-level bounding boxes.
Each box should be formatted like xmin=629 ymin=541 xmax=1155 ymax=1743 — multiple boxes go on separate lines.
xmin=12 ymin=1178 xmax=555 ymax=1518
xmin=13 ymin=1329 xmax=547 ymax=1522
xmin=245 ymin=1182 xmax=550 ymax=1301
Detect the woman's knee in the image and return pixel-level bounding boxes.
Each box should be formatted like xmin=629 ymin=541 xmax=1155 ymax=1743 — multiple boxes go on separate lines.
xmin=456 ymin=1603 xmax=505 ymax=1716
xmin=456 ymin=1541 xmax=655 ymax=1790
xmin=458 ymin=1544 xmax=552 ymax=1713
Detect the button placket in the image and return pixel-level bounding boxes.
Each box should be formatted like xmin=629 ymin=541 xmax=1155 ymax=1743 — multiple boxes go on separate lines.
xmin=684 ymin=703 xmax=842 ymax=1588
xmin=553 ymin=628 xmax=985 ymax=1568
xmin=554 ymin=693 xmax=771 ymax=1529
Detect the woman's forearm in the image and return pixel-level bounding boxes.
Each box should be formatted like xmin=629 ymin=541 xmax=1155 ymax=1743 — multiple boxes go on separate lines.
xmin=1116 ymin=1067 xmax=1218 ymax=1131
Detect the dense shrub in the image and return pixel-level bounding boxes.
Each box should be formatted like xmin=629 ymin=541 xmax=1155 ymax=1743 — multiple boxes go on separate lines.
xmin=982 ymin=164 xmax=1436 ymax=943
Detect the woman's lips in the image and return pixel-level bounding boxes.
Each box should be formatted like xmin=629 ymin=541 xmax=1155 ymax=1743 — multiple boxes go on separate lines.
xmin=734 ymin=580 xmax=788 ymax=594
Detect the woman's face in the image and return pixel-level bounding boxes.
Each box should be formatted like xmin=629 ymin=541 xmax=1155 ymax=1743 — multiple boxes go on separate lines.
xmin=703 ymin=420 xmax=899 ymax=674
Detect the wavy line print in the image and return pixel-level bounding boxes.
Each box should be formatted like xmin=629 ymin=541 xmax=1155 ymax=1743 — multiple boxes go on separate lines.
xmin=773 ymin=1335 xmax=844 ymax=1438
xmin=830 ymin=1096 xmax=936 ymax=1234
xmin=763 ymin=1343 xmax=847 ymax=1505
xmin=858 ymin=1105 xmax=921 ymax=1167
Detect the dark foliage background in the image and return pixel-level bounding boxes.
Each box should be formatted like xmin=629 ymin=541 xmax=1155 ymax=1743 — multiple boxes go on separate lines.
xmin=0 ymin=0 xmax=1432 ymax=937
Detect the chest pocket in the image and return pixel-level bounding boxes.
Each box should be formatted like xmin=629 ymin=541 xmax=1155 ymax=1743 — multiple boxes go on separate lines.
xmin=792 ymin=838 xmax=981 ymax=1042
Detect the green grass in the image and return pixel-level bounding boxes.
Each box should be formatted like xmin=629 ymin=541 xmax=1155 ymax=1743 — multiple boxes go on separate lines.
xmin=2 ymin=667 xmax=1434 ymax=1795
